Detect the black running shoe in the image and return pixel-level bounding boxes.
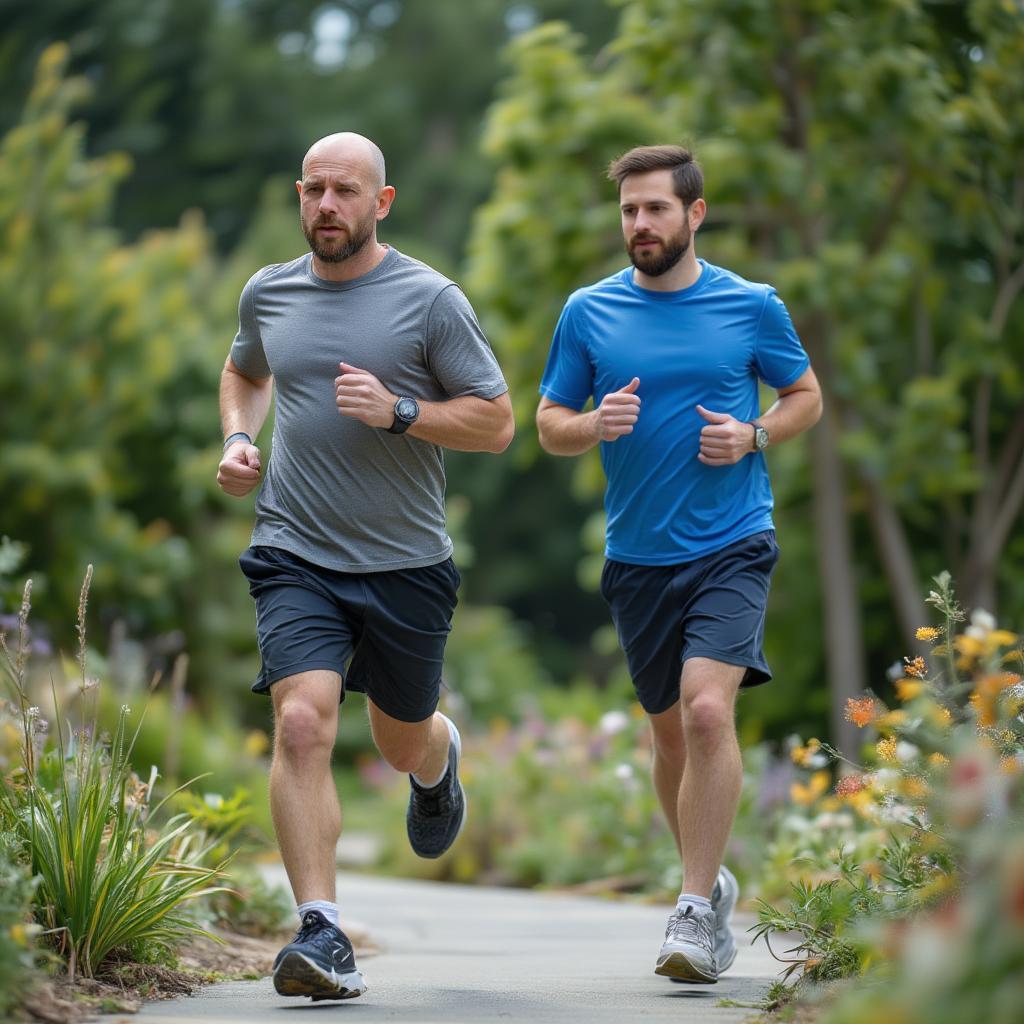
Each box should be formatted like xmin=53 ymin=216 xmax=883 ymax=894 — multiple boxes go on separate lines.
xmin=272 ymin=910 xmax=366 ymax=1001
xmin=406 ymin=723 xmax=466 ymax=859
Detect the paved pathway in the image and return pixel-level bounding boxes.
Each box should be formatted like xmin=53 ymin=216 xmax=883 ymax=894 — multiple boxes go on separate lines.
xmin=122 ymin=868 xmax=778 ymax=1023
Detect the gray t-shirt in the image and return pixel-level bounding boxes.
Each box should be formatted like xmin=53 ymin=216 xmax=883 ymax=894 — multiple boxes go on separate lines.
xmin=230 ymin=247 xmax=508 ymax=572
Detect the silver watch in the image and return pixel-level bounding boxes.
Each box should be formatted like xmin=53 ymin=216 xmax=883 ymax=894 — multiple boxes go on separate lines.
xmin=751 ymin=422 xmax=769 ymax=451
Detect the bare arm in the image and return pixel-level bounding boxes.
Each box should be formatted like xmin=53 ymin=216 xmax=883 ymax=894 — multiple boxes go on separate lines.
xmin=217 ymin=357 xmax=274 ymax=496
xmin=334 ymin=362 xmax=514 ymax=453
xmin=696 ymin=366 xmax=823 ymax=465
xmin=536 ymin=378 xmax=641 ymax=456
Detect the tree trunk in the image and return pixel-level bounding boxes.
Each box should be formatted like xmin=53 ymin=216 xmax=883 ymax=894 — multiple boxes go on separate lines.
xmin=860 ymin=473 xmax=931 ymax=656
xmin=809 ymin=400 xmax=868 ymax=756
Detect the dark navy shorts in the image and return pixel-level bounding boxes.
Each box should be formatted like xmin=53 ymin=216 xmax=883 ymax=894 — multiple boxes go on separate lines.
xmin=599 ymin=530 xmax=780 ymax=715
xmin=239 ymin=545 xmax=460 ymax=723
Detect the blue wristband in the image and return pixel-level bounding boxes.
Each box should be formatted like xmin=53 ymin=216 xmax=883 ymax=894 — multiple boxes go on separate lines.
xmin=223 ymin=432 xmax=252 ymax=450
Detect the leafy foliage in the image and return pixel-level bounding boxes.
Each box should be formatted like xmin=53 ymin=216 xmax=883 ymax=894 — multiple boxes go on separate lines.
xmin=0 ymin=570 xmax=228 ymax=979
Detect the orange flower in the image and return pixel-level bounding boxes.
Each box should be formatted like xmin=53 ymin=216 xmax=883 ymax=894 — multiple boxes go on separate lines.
xmin=904 ymin=655 xmax=927 ymax=678
xmin=845 ymin=697 xmax=880 ymax=728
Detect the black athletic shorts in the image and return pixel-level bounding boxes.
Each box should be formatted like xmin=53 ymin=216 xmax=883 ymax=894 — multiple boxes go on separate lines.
xmin=239 ymin=545 xmax=460 ymax=723
xmin=599 ymin=530 xmax=780 ymax=715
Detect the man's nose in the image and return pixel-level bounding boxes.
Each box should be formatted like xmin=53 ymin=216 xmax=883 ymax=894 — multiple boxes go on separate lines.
xmin=318 ymin=189 xmax=340 ymax=213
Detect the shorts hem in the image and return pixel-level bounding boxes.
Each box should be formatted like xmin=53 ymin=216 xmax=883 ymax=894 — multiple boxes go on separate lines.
xmin=251 ymin=660 xmax=346 ymax=697
xmin=682 ymin=648 xmax=772 ymax=688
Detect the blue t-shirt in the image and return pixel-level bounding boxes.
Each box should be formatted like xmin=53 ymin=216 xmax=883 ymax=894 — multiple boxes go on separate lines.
xmin=538 ymin=260 xmax=809 ymax=564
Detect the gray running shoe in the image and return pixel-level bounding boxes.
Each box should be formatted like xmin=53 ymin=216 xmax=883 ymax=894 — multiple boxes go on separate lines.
xmin=406 ymin=722 xmax=466 ymax=859
xmin=711 ymin=865 xmax=739 ymax=973
xmin=655 ymin=904 xmax=718 ymax=983
xmin=272 ymin=910 xmax=366 ymax=1001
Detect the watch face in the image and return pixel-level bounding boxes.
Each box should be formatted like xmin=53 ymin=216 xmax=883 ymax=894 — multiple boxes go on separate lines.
xmin=755 ymin=426 xmax=769 ymax=450
xmin=396 ymin=397 xmax=418 ymax=422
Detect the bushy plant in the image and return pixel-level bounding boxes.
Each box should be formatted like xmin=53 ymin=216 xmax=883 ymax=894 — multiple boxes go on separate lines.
xmin=0 ymin=831 xmax=38 ymax=1018
xmin=754 ymin=573 xmax=1023 ymax=1019
xmin=0 ymin=569 xmax=229 ymax=979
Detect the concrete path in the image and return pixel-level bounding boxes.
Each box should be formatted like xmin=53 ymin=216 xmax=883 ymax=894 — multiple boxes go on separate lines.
xmin=122 ymin=868 xmax=778 ymax=1024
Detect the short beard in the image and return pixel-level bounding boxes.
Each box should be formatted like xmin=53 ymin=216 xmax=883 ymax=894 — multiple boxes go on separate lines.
xmin=303 ymin=210 xmax=376 ymax=263
xmin=628 ymin=226 xmax=690 ymax=277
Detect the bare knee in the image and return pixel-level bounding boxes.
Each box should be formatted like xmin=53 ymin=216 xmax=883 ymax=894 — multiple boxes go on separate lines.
xmin=274 ymin=699 xmax=336 ymax=765
xmin=681 ymin=691 xmax=734 ymax=747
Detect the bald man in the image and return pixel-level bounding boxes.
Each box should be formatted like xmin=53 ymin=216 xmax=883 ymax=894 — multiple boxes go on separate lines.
xmin=217 ymin=133 xmax=514 ymax=1001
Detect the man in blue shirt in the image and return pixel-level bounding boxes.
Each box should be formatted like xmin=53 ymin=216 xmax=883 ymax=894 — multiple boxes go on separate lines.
xmin=537 ymin=145 xmax=822 ymax=984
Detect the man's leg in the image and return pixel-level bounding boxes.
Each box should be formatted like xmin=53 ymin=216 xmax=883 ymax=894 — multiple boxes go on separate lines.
xmin=368 ymin=699 xmax=466 ymax=860
xmin=367 ymin=700 xmax=450 ymax=781
xmin=676 ymin=657 xmax=743 ymax=898
xmin=649 ymin=703 xmax=685 ymax=858
xmin=650 ymin=658 xmax=742 ymax=982
xmin=269 ymin=668 xmax=366 ymax=1000
xmin=270 ymin=669 xmax=343 ymax=903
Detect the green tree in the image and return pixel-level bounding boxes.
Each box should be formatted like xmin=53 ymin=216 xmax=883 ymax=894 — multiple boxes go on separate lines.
xmin=468 ymin=1 xmax=1024 ymax=750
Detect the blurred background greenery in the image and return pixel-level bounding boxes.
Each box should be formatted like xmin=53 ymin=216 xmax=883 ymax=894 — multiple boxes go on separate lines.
xmin=1 ymin=0 xmax=1022 ymax=858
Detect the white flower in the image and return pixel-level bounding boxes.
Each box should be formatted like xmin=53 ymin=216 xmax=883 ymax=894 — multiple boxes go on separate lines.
xmin=896 ymin=741 xmax=920 ymax=763
xmin=599 ymin=710 xmax=629 ymax=736
xmin=614 ymin=763 xmax=634 ymax=781
xmin=121 ymin=704 xmax=131 ymax=714
xmin=966 ymin=608 xmax=996 ymax=639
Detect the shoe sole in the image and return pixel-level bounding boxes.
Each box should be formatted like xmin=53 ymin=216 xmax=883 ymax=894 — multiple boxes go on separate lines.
xmin=273 ymin=951 xmax=366 ymax=1000
xmin=655 ymin=951 xmax=717 ymax=984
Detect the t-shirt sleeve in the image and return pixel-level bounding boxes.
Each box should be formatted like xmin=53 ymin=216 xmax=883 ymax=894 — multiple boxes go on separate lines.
xmin=538 ymin=297 xmax=593 ymax=411
xmin=425 ymin=285 xmax=508 ymax=399
xmin=228 ymin=271 xmax=272 ymax=379
xmin=753 ymin=289 xmax=810 ymax=388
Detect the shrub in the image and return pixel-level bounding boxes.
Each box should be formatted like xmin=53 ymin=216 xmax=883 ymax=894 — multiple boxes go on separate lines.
xmin=754 ymin=573 xmax=1023 ymax=1020
xmin=0 ymin=570 xmax=229 ymax=979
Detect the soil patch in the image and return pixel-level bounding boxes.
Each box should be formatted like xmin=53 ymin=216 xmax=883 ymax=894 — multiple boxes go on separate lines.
xmin=17 ymin=921 xmax=379 ymax=1022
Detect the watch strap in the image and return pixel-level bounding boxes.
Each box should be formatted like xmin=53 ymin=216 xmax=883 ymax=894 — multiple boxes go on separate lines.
xmin=223 ymin=431 xmax=252 ymax=450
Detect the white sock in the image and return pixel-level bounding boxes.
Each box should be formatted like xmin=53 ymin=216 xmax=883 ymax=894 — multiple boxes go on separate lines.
xmin=411 ymin=712 xmax=459 ymax=788
xmin=297 ymin=899 xmax=341 ymax=929
xmin=676 ymin=893 xmax=712 ymax=915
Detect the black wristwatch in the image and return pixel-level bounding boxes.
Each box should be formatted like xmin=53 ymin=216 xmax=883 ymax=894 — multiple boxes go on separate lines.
xmin=751 ymin=422 xmax=770 ymax=452
xmin=387 ymin=396 xmax=420 ymax=434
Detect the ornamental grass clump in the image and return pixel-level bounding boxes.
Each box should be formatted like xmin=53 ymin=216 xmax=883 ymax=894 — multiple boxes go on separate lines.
xmin=0 ymin=567 xmax=229 ymax=979
xmin=755 ymin=573 xmax=1023 ymax=1020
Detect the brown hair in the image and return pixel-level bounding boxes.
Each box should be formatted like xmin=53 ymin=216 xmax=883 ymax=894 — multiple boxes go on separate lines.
xmin=607 ymin=145 xmax=703 ymax=204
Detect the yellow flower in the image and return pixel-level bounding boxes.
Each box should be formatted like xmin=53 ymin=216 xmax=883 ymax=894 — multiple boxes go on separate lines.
xmin=901 ymin=777 xmax=930 ymax=799
xmin=244 ymin=730 xmax=270 ymax=757
xmin=1000 ymin=756 xmax=1021 ymax=776
xmin=929 ymin=752 xmax=949 ymax=767
xmin=915 ymin=627 xmax=940 ymax=642
xmin=989 ymin=630 xmax=1019 ymax=648
xmin=790 ymin=737 xmax=822 ymax=767
xmin=790 ymin=770 xmax=831 ymax=806
xmin=895 ymin=678 xmax=924 ymax=702
xmin=876 ymin=737 xmax=898 ymax=763
xmin=877 ymin=710 xmax=908 ymax=731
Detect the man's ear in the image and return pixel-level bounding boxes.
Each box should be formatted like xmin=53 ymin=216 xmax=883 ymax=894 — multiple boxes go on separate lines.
xmin=376 ymin=185 xmax=397 ymax=220
xmin=688 ymin=197 xmax=707 ymax=231
xmin=295 ymin=180 xmax=303 ymax=196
